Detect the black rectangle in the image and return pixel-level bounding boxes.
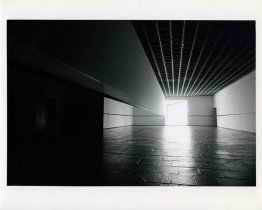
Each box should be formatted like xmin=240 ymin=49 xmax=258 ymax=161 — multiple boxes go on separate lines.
xmin=7 ymin=61 xmax=104 ymax=186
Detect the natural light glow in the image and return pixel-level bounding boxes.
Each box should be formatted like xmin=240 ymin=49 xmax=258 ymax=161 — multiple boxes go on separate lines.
xmin=165 ymin=100 xmax=188 ymax=125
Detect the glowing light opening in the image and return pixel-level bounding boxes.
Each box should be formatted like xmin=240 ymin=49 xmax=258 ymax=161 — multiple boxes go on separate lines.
xmin=165 ymin=100 xmax=188 ymax=125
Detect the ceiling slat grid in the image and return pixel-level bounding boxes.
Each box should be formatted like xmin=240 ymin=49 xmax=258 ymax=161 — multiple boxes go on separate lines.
xmin=133 ymin=20 xmax=255 ymax=97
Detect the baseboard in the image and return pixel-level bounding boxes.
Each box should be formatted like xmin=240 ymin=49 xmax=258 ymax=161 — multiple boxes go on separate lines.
xmin=103 ymin=125 xmax=132 ymax=129
xmin=104 ymin=125 xmax=254 ymax=132
xmin=133 ymin=125 xmax=217 ymax=127
xmin=217 ymin=126 xmax=256 ymax=133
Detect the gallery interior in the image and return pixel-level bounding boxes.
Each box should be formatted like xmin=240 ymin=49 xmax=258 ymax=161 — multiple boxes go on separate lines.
xmin=7 ymin=20 xmax=255 ymax=186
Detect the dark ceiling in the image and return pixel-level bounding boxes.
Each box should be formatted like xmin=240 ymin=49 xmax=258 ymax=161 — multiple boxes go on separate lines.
xmin=133 ymin=21 xmax=255 ymax=97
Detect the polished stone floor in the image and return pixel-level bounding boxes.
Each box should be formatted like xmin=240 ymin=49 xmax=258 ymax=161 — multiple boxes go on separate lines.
xmin=101 ymin=126 xmax=256 ymax=186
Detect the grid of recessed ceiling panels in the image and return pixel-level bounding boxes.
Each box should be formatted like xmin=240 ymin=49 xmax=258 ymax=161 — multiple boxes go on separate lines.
xmin=133 ymin=21 xmax=255 ymax=97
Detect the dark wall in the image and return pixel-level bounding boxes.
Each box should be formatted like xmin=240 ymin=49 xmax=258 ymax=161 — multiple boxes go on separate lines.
xmin=8 ymin=20 xmax=165 ymax=114
xmin=8 ymin=61 xmax=104 ymax=186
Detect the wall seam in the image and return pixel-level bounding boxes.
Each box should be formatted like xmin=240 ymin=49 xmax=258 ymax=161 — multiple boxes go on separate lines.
xmin=217 ymin=112 xmax=255 ymax=116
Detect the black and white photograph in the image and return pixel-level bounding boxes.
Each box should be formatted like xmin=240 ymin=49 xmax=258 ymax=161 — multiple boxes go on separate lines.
xmin=0 ymin=0 xmax=261 ymax=209
xmin=7 ymin=19 xmax=256 ymax=187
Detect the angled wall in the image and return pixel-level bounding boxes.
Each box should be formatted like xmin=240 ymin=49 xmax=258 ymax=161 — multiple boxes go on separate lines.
xmin=7 ymin=20 xmax=166 ymax=185
xmin=133 ymin=107 xmax=166 ymax=126
xmin=104 ymin=97 xmax=165 ymax=128
xmin=8 ymin=20 xmax=165 ymax=115
xmin=104 ymin=97 xmax=133 ymax=129
xmin=214 ymin=71 xmax=256 ymax=132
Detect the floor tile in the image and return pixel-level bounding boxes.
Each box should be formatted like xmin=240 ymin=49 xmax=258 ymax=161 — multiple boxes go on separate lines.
xmin=101 ymin=126 xmax=256 ymax=186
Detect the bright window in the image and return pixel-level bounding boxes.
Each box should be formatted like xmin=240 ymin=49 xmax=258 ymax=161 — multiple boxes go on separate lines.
xmin=165 ymin=100 xmax=188 ymax=125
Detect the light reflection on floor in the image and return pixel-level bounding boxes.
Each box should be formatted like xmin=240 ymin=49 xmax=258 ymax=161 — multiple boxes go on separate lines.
xmin=102 ymin=126 xmax=256 ymax=186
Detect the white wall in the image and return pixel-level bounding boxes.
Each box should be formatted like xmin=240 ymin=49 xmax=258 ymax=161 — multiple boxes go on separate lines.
xmin=133 ymin=96 xmax=216 ymax=126
xmin=103 ymin=97 xmax=133 ymax=129
xmin=214 ymin=71 xmax=255 ymax=132
xmin=133 ymin=107 xmax=166 ymax=126
xmin=166 ymin=96 xmax=217 ymax=126
xmin=95 ymin=21 xmax=165 ymax=115
xmin=104 ymin=98 xmax=166 ymax=127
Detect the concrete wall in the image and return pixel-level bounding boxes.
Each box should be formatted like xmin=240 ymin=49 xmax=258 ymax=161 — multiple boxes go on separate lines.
xmin=166 ymin=96 xmax=217 ymax=126
xmin=103 ymin=97 xmax=133 ymax=129
xmin=8 ymin=21 xmax=165 ymax=115
xmin=103 ymin=97 xmax=166 ymax=127
xmin=214 ymin=71 xmax=255 ymax=132
xmin=133 ymin=107 xmax=166 ymax=126
xmin=133 ymin=96 xmax=216 ymax=126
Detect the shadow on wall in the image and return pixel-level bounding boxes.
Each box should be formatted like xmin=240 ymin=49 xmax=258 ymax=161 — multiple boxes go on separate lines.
xmin=8 ymin=61 xmax=104 ymax=186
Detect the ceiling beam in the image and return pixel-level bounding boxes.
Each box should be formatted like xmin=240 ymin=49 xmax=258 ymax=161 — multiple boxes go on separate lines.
xmin=184 ymin=24 xmax=212 ymax=96
xmin=156 ymin=22 xmax=171 ymax=96
xmin=192 ymin=35 xmax=233 ymax=96
xmin=187 ymin=32 xmax=222 ymax=96
xmin=170 ymin=21 xmax=175 ymax=96
xmin=202 ymin=45 xmax=253 ymax=95
xmin=210 ymin=64 xmax=255 ymax=94
xmin=197 ymin=35 xmax=246 ymax=95
xmin=177 ymin=20 xmax=185 ymax=96
xmin=180 ymin=22 xmax=199 ymax=96
xmin=207 ymin=58 xmax=255 ymax=95
xmin=133 ymin=21 xmax=255 ymax=97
